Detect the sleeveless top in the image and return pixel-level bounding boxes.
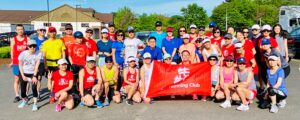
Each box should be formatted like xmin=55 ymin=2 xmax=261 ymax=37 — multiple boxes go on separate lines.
xmin=144 ymin=65 xmax=151 ymax=84
xmin=203 ymin=45 xmax=218 ymax=58
xmin=13 ymin=36 xmax=28 ymax=64
xmin=211 ymin=66 xmax=220 ymax=85
xmin=122 ymin=68 xmax=137 ymax=86
xmin=103 ymin=65 xmax=115 ymax=85
xmin=237 ymin=68 xmax=256 ymax=90
xmin=83 ymin=67 xmax=97 ymax=89
xmin=223 ymin=67 xmax=234 ymax=84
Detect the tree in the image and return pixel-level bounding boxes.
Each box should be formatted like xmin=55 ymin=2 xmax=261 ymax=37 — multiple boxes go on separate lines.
xmin=134 ymin=13 xmax=169 ymax=31
xmin=114 ymin=7 xmax=136 ymax=31
xmin=181 ymin=3 xmax=209 ymax=28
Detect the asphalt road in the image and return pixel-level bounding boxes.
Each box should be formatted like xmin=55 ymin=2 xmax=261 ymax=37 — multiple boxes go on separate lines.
xmin=0 ymin=60 xmax=300 ymax=120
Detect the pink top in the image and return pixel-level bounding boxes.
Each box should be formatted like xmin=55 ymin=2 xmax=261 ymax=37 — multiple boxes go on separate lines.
xmin=179 ymin=43 xmax=198 ymax=63
xmin=223 ymin=67 xmax=234 ymax=83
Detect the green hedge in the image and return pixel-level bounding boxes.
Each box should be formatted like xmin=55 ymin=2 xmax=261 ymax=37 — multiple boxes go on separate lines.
xmin=0 ymin=46 xmax=11 ymax=58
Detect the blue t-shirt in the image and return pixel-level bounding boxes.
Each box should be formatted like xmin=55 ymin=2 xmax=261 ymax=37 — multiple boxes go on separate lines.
xmin=267 ymin=68 xmax=288 ymax=96
xmin=196 ymin=48 xmax=204 ymax=62
xmin=149 ymin=31 xmax=167 ymax=48
xmin=112 ymin=41 xmax=125 ymax=65
xmin=141 ymin=46 xmax=163 ymax=61
xmin=34 ymin=37 xmax=47 ymax=63
xmin=97 ymin=40 xmax=113 ymax=57
xmin=161 ymin=37 xmax=182 ymax=60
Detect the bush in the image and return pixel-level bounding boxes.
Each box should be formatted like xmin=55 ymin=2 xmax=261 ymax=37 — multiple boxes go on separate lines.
xmin=0 ymin=46 xmax=11 ymax=58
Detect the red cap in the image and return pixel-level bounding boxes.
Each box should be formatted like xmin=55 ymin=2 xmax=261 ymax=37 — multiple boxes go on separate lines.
xmin=48 ymin=26 xmax=57 ymax=32
xmin=166 ymin=27 xmax=173 ymax=32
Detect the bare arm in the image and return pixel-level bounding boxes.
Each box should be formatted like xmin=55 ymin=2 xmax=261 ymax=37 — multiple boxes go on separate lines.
xmin=96 ymin=67 xmax=103 ymax=92
xmin=111 ymin=48 xmax=117 ymax=65
xmin=284 ymin=38 xmax=289 ymax=61
xmin=79 ymin=69 xmax=84 ymax=97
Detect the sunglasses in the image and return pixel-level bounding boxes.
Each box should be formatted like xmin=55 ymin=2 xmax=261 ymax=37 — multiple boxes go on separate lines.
xmin=262 ymin=30 xmax=270 ymax=33
xmin=209 ymin=59 xmax=217 ymax=61
xmin=199 ymin=29 xmax=205 ymax=31
xmin=86 ymin=31 xmax=93 ymax=34
xmin=225 ymin=60 xmax=234 ymax=62
xmin=243 ymin=31 xmax=249 ymax=33
xmin=29 ymin=45 xmax=37 ymax=48
xmin=117 ymin=34 xmax=124 ymax=36
xmin=252 ymin=29 xmax=258 ymax=31
xmin=214 ymin=31 xmax=220 ymax=33
xmin=87 ymin=61 xmax=96 ymax=64
xmin=65 ymin=28 xmax=73 ymax=30
xmin=179 ymin=30 xmax=186 ymax=32
xmin=101 ymin=32 xmax=108 ymax=34
xmin=39 ymin=29 xmax=46 ymax=32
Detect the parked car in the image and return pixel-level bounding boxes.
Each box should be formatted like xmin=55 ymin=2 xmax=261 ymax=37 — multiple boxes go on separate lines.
xmin=290 ymin=27 xmax=300 ymax=57
xmin=283 ymin=30 xmax=296 ymax=61
xmin=135 ymin=31 xmax=154 ymax=43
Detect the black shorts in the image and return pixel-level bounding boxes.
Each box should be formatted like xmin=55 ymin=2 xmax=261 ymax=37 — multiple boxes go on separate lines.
xmin=283 ymin=65 xmax=290 ymax=78
xmin=260 ymin=63 xmax=268 ymax=84
xmin=38 ymin=63 xmax=45 ymax=77
xmin=71 ymin=64 xmax=84 ymax=81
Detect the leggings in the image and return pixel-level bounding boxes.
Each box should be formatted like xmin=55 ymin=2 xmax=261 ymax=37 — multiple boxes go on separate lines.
xmin=20 ymin=74 xmax=38 ymax=98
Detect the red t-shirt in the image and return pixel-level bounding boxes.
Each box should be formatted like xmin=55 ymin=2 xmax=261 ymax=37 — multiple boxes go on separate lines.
xmin=13 ymin=36 xmax=28 ymax=64
xmin=69 ymin=43 xmax=89 ymax=66
xmin=61 ymin=35 xmax=75 ymax=56
xmin=222 ymin=44 xmax=235 ymax=57
xmin=211 ymin=37 xmax=224 ymax=48
xmin=52 ymin=71 xmax=73 ymax=93
xmin=235 ymin=50 xmax=258 ymax=74
xmin=243 ymin=39 xmax=254 ymax=52
xmin=83 ymin=67 xmax=97 ymax=89
xmin=205 ymin=32 xmax=213 ymax=38
xmin=108 ymin=32 xmax=115 ymax=41
xmin=83 ymin=38 xmax=98 ymax=56
xmin=189 ymin=34 xmax=198 ymax=41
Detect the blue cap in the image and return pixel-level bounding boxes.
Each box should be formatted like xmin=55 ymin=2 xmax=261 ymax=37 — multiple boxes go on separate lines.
xmin=127 ymin=26 xmax=134 ymax=32
xmin=74 ymin=31 xmax=83 ymax=38
xmin=237 ymin=57 xmax=247 ymax=63
xmin=261 ymin=38 xmax=271 ymax=45
xmin=209 ymin=22 xmax=216 ymax=27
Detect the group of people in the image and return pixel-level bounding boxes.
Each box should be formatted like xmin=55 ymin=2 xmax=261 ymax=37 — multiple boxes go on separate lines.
xmin=9 ymin=21 xmax=289 ymax=113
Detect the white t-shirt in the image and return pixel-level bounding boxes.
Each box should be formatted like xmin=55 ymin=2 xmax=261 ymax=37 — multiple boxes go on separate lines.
xmin=18 ymin=50 xmax=42 ymax=74
xmin=124 ymin=37 xmax=143 ymax=61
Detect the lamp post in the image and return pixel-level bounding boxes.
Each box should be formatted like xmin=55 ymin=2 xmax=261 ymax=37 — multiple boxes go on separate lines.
xmin=225 ymin=0 xmax=229 ymax=31
xmin=47 ymin=0 xmax=50 ymax=26
xmin=75 ymin=5 xmax=81 ymax=31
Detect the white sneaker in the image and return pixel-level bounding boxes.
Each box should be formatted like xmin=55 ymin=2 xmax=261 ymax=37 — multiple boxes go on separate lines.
xmin=270 ymin=104 xmax=279 ymax=113
xmin=277 ymin=99 xmax=286 ymax=108
xmin=220 ymin=100 xmax=231 ymax=108
xmin=237 ymin=104 xmax=249 ymax=111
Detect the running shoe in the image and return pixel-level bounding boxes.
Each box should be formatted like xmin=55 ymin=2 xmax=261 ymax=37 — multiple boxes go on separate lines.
xmin=32 ymin=104 xmax=38 ymax=112
xmin=220 ymin=100 xmax=231 ymax=108
xmin=277 ymin=99 xmax=286 ymax=108
xmin=270 ymin=104 xmax=278 ymax=113
xmin=49 ymin=96 xmax=55 ymax=104
xmin=55 ymin=104 xmax=62 ymax=112
xmin=79 ymin=101 xmax=85 ymax=107
xmin=18 ymin=100 xmax=28 ymax=108
xmin=126 ymin=99 xmax=133 ymax=105
xmin=103 ymin=98 xmax=110 ymax=106
xmin=237 ymin=104 xmax=249 ymax=111
xmin=95 ymin=100 xmax=104 ymax=108
xmin=14 ymin=96 xmax=21 ymax=103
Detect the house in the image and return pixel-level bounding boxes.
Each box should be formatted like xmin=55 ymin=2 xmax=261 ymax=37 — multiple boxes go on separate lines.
xmin=279 ymin=6 xmax=300 ymax=32
xmin=0 ymin=4 xmax=113 ymax=39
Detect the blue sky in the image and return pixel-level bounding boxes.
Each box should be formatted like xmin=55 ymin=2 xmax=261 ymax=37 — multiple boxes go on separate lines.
xmin=0 ymin=0 xmax=224 ymax=16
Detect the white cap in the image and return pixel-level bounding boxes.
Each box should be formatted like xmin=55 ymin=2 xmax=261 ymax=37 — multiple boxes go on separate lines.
xmin=143 ymin=52 xmax=151 ymax=59
xmin=57 ymin=59 xmax=68 ymax=65
xmin=262 ymin=24 xmax=272 ymax=31
xmin=86 ymin=56 xmax=96 ymax=62
xmin=190 ymin=24 xmax=197 ymax=29
xmin=251 ymin=24 xmax=260 ymax=30
xmin=201 ymin=38 xmax=210 ymax=44
xmin=28 ymin=40 xmax=37 ymax=45
xmin=182 ymin=34 xmax=190 ymax=39
xmin=101 ymin=28 xmax=108 ymax=33
xmin=163 ymin=53 xmax=171 ymax=60
xmin=268 ymin=55 xmax=278 ymax=61
xmin=37 ymin=26 xmax=46 ymax=30
xmin=234 ymin=43 xmax=243 ymax=48
xmin=127 ymin=56 xmax=136 ymax=62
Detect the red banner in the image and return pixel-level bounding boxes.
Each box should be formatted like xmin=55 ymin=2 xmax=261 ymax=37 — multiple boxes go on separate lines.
xmin=145 ymin=61 xmax=212 ymax=98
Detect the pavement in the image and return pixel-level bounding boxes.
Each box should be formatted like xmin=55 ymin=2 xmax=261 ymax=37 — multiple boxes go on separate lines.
xmin=0 ymin=60 xmax=300 ymax=120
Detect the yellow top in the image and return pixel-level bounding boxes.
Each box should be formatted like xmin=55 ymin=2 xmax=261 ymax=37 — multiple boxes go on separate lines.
xmin=41 ymin=38 xmax=66 ymax=67
xmin=103 ymin=65 xmax=116 ymax=85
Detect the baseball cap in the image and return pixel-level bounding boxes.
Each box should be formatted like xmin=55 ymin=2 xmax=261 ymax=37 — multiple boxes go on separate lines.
xmin=268 ymin=55 xmax=278 ymax=61
xmin=163 ymin=53 xmax=171 ymax=60
xmin=195 ymin=38 xmax=203 ymax=43
xmin=262 ymin=24 xmax=272 ymax=31
xmin=190 ymin=24 xmax=197 ymax=29
xmin=48 ymin=26 xmax=56 ymax=32
xmin=182 ymin=34 xmax=190 ymax=39
xmin=198 ymin=26 xmax=205 ymax=30
xmin=28 ymin=40 xmax=37 ymax=46
xmin=37 ymin=26 xmax=46 ymax=30
xmin=127 ymin=56 xmax=136 ymax=62
xmin=251 ymin=24 xmax=260 ymax=30
xmin=209 ymin=22 xmax=217 ymax=27
xmin=201 ymin=38 xmax=210 ymax=44
xmin=237 ymin=57 xmax=247 ymax=64
xmin=166 ymin=27 xmax=173 ymax=32
xmin=143 ymin=52 xmax=152 ymax=59
xmin=101 ymin=28 xmax=108 ymax=33
xmin=224 ymin=33 xmax=233 ymax=39
xmin=86 ymin=56 xmax=96 ymax=62
xmin=86 ymin=27 xmax=93 ymax=32
xmin=65 ymin=24 xmax=73 ymax=29
xmin=105 ymin=56 xmax=113 ymax=63
xmin=127 ymin=26 xmax=134 ymax=32
xmin=261 ymin=38 xmax=271 ymax=45
xmin=108 ymin=22 xmax=114 ymax=27
xmin=234 ymin=43 xmax=243 ymax=48
xmin=224 ymin=55 xmax=235 ymax=61
xmin=208 ymin=54 xmax=218 ymax=61
xmin=57 ymin=59 xmax=68 ymax=65
xmin=155 ymin=21 xmax=162 ymax=27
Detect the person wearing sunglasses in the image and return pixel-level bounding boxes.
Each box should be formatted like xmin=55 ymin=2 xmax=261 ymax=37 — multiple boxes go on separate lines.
xmin=217 ymin=55 xmax=237 ymax=108
xmin=97 ymin=28 xmax=113 ymax=67
xmin=61 ymin=24 xmax=75 ymax=61
xmin=177 ymin=26 xmax=187 ymax=38
xmin=258 ymin=24 xmax=279 ymax=54
xmin=250 ymin=24 xmax=263 ymax=76
xmin=84 ymin=28 xmax=98 ymax=59
xmin=231 ymin=57 xmax=257 ymax=111
xmin=48 ymin=59 xmax=74 ymax=112
xmin=242 ymin=27 xmax=250 ymax=39
xmin=195 ymin=38 xmax=204 ymax=62
xmin=112 ymin=30 xmax=126 ymax=68
xmin=79 ymin=57 xmax=104 ymax=108
xmin=197 ymin=26 xmax=206 ymax=39
xmin=17 ymin=40 xmax=42 ymax=111
xmin=189 ymin=24 xmax=198 ymax=42
xmin=236 ymin=31 xmax=256 ymax=55
xmin=162 ymin=27 xmax=182 ymax=64
xmin=122 ymin=56 xmax=141 ymax=105
xmin=202 ymin=38 xmax=222 ymax=62
xmin=211 ymin=27 xmax=224 ymax=48
xmin=148 ymin=21 xmax=167 ymax=48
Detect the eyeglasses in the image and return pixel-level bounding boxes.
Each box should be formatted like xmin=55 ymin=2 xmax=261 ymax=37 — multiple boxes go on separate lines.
xmin=209 ymin=59 xmax=217 ymax=61
xmin=29 ymin=45 xmax=37 ymax=48
xmin=117 ymin=34 xmax=124 ymax=36
xmin=225 ymin=60 xmax=234 ymax=62
xmin=199 ymin=29 xmax=205 ymax=31
xmin=179 ymin=30 xmax=186 ymax=32
xmin=39 ymin=29 xmax=46 ymax=32
xmin=65 ymin=28 xmax=73 ymax=30
xmin=214 ymin=31 xmax=220 ymax=33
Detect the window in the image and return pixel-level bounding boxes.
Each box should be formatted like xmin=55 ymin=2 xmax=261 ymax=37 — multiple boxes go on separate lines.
xmin=43 ymin=23 xmax=51 ymax=27
xmin=289 ymin=18 xmax=300 ymax=26
xmin=280 ymin=10 xmax=285 ymax=15
xmin=61 ymin=23 xmax=70 ymax=27
xmin=81 ymin=23 xmax=89 ymax=27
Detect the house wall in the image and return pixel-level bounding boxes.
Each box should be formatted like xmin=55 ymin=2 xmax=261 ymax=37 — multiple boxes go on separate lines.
xmin=0 ymin=23 xmax=11 ymax=33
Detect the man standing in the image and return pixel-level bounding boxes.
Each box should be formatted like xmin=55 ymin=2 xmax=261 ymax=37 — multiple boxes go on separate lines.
xmin=124 ymin=26 xmax=144 ymax=67
xmin=149 ymin=21 xmax=167 ymax=48
xmin=10 ymin=24 xmax=28 ymax=103
xmin=141 ymin=37 xmax=163 ymax=61
xmin=84 ymin=28 xmax=98 ymax=59
xmin=61 ymin=24 xmax=75 ymax=61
